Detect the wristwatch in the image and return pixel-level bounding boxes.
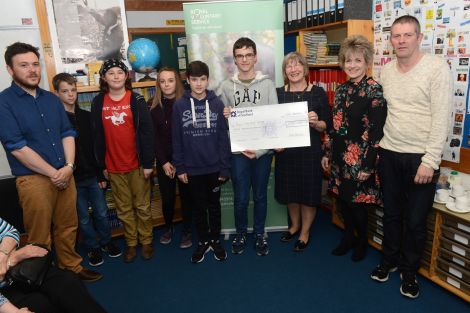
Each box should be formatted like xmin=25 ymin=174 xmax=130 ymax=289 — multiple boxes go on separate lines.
xmin=65 ymin=163 xmax=76 ymax=171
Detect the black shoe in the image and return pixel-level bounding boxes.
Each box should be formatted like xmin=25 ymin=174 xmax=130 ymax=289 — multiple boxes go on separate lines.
xmin=351 ymin=244 xmax=367 ymax=262
xmin=88 ymin=248 xmax=104 ymax=267
xmin=191 ymin=241 xmax=211 ymax=263
xmin=280 ymin=230 xmax=298 ymax=242
xmin=255 ymin=234 xmax=269 ymax=256
xmin=231 ymin=233 xmax=246 ymax=254
xmin=370 ymin=264 xmax=398 ymax=282
xmin=101 ymin=242 xmax=122 ymax=258
xmin=400 ymin=273 xmax=420 ymax=299
xmin=211 ymin=239 xmax=227 ymax=261
xmin=331 ymin=239 xmax=353 ymax=256
xmin=293 ymin=240 xmax=309 ymax=252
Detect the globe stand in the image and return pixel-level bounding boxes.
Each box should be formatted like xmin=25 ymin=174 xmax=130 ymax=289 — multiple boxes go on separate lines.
xmin=138 ymin=74 xmax=156 ymax=82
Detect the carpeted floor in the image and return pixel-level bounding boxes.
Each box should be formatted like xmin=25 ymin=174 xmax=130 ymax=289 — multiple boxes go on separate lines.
xmin=84 ymin=209 xmax=470 ymax=313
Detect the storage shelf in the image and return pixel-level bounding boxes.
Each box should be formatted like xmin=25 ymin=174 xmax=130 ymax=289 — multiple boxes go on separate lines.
xmin=286 ymin=20 xmax=349 ymax=35
xmin=308 ymin=63 xmax=340 ymax=68
xmin=77 ymin=81 xmax=156 ymax=93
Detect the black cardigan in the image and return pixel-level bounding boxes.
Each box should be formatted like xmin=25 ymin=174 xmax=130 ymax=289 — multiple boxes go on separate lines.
xmin=67 ymin=107 xmax=105 ymax=182
xmin=90 ymin=91 xmax=155 ymax=170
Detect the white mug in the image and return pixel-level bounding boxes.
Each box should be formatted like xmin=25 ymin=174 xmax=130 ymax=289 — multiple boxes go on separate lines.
xmin=456 ymin=196 xmax=468 ymax=207
xmin=455 ymin=201 xmax=468 ymax=212
xmin=436 ymin=189 xmax=449 ymax=202
xmin=452 ymin=184 xmax=465 ymax=197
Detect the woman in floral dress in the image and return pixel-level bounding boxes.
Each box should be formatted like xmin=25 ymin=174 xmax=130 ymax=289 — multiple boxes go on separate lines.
xmin=321 ymin=35 xmax=387 ymax=262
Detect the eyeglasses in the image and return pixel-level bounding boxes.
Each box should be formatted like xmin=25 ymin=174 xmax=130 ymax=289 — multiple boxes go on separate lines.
xmin=285 ymin=63 xmax=303 ymax=70
xmin=235 ymin=53 xmax=255 ymax=60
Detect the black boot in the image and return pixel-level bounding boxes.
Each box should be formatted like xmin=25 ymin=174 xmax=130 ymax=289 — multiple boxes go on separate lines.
xmin=350 ymin=203 xmax=368 ymax=262
xmin=351 ymin=240 xmax=367 ymax=262
xmin=332 ymin=200 xmax=354 ymax=256
xmin=331 ymin=237 xmax=353 ymax=256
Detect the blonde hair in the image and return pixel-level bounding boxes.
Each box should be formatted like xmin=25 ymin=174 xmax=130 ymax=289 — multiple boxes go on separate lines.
xmin=150 ymin=67 xmax=184 ymax=110
xmin=338 ymin=35 xmax=374 ymax=68
xmin=281 ymin=52 xmax=309 ymax=83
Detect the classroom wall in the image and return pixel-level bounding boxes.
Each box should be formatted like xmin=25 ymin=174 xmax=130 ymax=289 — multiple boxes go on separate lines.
xmin=126 ymin=11 xmax=183 ymax=28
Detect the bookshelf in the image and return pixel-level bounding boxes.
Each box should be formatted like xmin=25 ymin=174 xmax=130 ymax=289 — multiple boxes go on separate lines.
xmin=288 ymin=20 xmax=373 ymax=105
xmin=297 ymin=20 xmax=373 ymax=67
xmin=77 ymin=81 xmax=156 ymax=93
xmin=308 ymin=63 xmax=340 ymax=68
xmin=77 ymin=80 xmax=157 ymax=112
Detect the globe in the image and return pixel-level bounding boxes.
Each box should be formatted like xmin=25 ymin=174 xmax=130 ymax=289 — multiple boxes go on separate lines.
xmin=127 ymin=38 xmax=160 ymax=78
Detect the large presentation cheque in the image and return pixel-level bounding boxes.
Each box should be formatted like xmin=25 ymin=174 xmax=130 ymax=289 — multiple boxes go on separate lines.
xmin=228 ymin=102 xmax=311 ymax=152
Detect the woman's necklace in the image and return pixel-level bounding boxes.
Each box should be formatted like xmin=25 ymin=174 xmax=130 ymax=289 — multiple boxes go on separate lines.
xmin=287 ymin=83 xmax=308 ymax=101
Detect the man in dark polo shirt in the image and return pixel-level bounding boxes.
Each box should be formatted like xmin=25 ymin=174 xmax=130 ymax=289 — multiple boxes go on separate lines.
xmin=0 ymin=42 xmax=101 ymax=282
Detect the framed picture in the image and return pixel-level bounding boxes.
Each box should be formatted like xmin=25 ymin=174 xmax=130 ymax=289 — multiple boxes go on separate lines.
xmin=45 ymin=0 xmax=129 ymax=73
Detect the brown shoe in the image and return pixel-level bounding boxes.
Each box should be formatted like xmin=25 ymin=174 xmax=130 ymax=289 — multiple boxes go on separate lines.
xmin=77 ymin=268 xmax=103 ymax=283
xmin=123 ymin=246 xmax=137 ymax=263
xmin=141 ymin=243 xmax=154 ymax=260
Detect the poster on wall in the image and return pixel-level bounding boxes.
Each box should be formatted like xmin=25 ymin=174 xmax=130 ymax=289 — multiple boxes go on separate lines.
xmin=373 ymin=0 xmax=470 ymax=163
xmin=183 ymin=0 xmax=284 ymax=90
xmin=183 ymin=0 xmax=287 ymax=233
xmin=46 ymin=0 xmax=129 ymax=73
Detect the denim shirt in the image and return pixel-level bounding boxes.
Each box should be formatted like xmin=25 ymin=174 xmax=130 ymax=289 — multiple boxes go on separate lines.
xmin=0 ymin=218 xmax=20 ymax=306
xmin=0 ymin=82 xmax=76 ymax=176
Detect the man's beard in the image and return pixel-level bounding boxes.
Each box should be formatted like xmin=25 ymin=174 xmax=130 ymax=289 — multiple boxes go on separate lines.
xmin=13 ymin=72 xmax=40 ymax=90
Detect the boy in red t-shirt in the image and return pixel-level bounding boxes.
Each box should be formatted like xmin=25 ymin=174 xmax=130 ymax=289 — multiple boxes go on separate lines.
xmin=91 ymin=59 xmax=155 ymax=263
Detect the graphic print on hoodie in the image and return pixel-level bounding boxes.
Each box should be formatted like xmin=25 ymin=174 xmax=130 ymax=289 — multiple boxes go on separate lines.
xmin=217 ymin=71 xmax=278 ymax=108
xmin=172 ymin=90 xmax=231 ymax=178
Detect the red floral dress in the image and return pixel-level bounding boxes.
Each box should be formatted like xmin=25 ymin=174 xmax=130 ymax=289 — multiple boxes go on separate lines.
xmin=325 ymin=76 xmax=387 ymax=204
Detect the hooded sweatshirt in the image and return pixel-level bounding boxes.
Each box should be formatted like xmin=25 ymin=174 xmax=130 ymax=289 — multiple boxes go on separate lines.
xmin=217 ymin=71 xmax=278 ymax=158
xmin=172 ymin=89 xmax=231 ymax=178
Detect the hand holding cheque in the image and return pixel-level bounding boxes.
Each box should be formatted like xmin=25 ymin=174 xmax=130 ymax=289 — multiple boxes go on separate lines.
xmin=227 ymin=102 xmax=311 ymax=152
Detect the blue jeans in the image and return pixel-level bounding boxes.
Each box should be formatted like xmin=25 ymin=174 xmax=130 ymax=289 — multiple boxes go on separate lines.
xmin=231 ymin=153 xmax=273 ymax=235
xmin=76 ymin=177 xmax=112 ymax=249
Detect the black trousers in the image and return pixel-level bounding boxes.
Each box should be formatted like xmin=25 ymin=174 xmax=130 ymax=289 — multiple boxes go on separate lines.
xmin=2 ymin=266 xmax=106 ymax=313
xmin=187 ymin=172 xmax=222 ymax=242
xmin=157 ymin=163 xmax=192 ymax=232
xmin=337 ymin=198 xmax=368 ymax=247
xmin=379 ymin=148 xmax=436 ymax=275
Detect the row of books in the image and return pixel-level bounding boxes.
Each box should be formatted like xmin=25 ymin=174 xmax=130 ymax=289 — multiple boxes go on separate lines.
xmin=285 ymin=0 xmax=345 ymax=32
xmin=302 ymin=32 xmax=340 ymax=64
xmin=308 ymin=69 xmax=347 ymax=105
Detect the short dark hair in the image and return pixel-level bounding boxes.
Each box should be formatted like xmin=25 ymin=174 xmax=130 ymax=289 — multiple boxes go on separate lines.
xmin=392 ymin=15 xmax=421 ymax=35
xmin=233 ymin=37 xmax=257 ymax=56
xmin=4 ymin=42 xmax=40 ymax=67
xmin=186 ymin=61 xmax=209 ymax=78
xmin=52 ymin=73 xmax=77 ymax=91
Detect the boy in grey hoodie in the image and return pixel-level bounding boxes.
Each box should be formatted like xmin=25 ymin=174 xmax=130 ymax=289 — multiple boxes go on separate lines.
xmin=217 ymin=37 xmax=278 ymax=256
